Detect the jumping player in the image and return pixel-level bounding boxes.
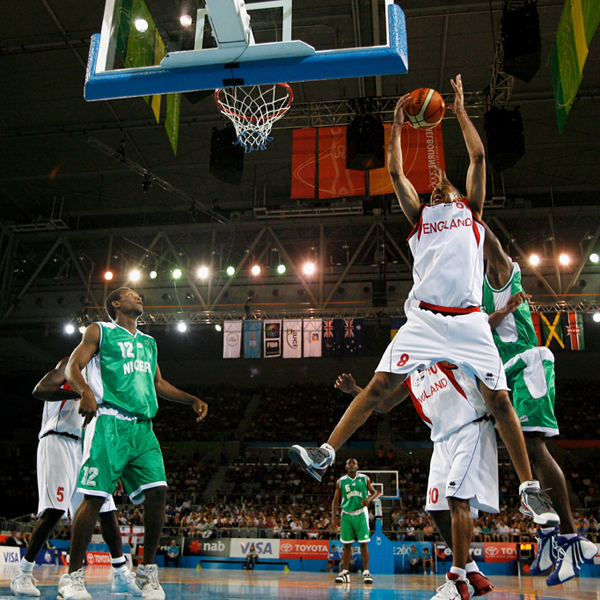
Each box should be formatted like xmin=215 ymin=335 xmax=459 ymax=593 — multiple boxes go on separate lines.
xmin=332 ymin=458 xmax=379 ymax=585
xmin=10 ymin=358 xmax=138 ymax=597
xmin=483 ymin=227 xmax=597 ymax=584
xmin=328 ymin=370 xmax=497 ymax=600
xmin=62 ymin=288 xmax=208 ymax=600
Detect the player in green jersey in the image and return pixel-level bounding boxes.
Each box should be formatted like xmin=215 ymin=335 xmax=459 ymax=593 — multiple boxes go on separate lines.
xmin=63 ymin=287 xmax=208 ymax=600
xmin=332 ymin=458 xmax=380 ymax=585
xmin=484 ymin=228 xmax=596 ymax=585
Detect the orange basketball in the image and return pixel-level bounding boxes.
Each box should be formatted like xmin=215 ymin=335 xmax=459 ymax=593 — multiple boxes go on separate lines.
xmin=404 ymin=88 xmax=445 ymax=129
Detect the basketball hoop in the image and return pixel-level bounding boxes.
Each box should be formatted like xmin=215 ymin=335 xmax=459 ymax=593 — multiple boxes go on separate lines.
xmin=214 ymin=83 xmax=293 ymax=152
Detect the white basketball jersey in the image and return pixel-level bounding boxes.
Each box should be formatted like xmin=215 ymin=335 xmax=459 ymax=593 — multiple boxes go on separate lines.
xmin=404 ymin=364 xmax=489 ymax=442
xmin=38 ymin=382 xmax=83 ymax=439
xmin=407 ymin=201 xmax=485 ymax=309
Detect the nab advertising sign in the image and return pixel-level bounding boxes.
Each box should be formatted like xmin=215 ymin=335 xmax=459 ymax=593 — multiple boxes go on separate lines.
xmin=184 ymin=539 xmax=230 ymax=557
xmin=230 ymin=539 xmax=280 ymax=559
xmin=279 ymin=540 xmax=329 ymax=560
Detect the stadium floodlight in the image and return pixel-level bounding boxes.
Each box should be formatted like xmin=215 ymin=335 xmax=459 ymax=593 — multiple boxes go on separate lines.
xmin=197 ymin=266 xmax=209 ymax=279
xmin=277 ymin=264 xmax=286 ymax=274
xmin=226 ymin=266 xmax=236 ymax=276
xmin=129 ymin=269 xmax=141 ymax=281
xmin=173 ymin=268 xmax=183 ymax=279
xmin=177 ymin=322 xmax=187 ymax=332
xmin=590 ymin=253 xmax=599 ymax=264
xmin=215 ymin=323 xmax=222 ymax=332
xmin=594 ymin=313 xmax=600 ymax=323
xmin=104 ymin=270 xmax=114 ymax=281
xmin=251 ymin=265 xmax=261 ymax=276
xmin=559 ymin=254 xmax=570 ymax=266
xmin=303 ymin=262 xmax=315 ymax=275
xmin=134 ymin=18 xmax=149 ymax=32
xmin=529 ymin=254 xmax=540 ymax=266
xmin=79 ymin=326 xmax=86 ymax=334
xmin=149 ymin=270 xmax=158 ymax=279
xmin=65 ymin=324 xmax=75 ymax=334
xmin=180 ymin=14 xmax=193 ymax=27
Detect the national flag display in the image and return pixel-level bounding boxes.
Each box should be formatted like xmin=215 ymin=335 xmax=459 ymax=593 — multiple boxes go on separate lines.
xmin=323 ymin=318 xmax=344 ymax=357
xmin=343 ymin=318 xmax=364 ymax=356
xmin=303 ymin=319 xmax=323 ymax=357
xmin=564 ymin=311 xmax=585 ymax=351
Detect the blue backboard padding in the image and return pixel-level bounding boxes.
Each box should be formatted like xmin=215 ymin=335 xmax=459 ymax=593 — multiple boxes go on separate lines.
xmin=84 ymin=3 xmax=407 ymax=101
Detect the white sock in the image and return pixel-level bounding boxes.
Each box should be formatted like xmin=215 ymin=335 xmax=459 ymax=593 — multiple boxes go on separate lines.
xmin=450 ymin=566 xmax=467 ymax=579
xmin=20 ymin=558 xmax=35 ymax=574
xmin=465 ymin=561 xmax=479 ymax=573
xmin=519 ymin=480 xmax=540 ymax=494
xmin=320 ymin=443 xmax=335 ymax=459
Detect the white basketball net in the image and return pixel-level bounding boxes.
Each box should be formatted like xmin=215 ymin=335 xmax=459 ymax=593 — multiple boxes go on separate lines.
xmin=214 ymin=83 xmax=293 ymax=152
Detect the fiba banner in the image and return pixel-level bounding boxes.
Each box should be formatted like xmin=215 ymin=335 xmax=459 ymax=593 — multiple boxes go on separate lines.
xmin=291 ymin=124 xmax=445 ymax=198
xmin=283 ymin=319 xmax=302 ymax=358
xmin=223 ymin=321 xmax=242 ymax=359
xmin=303 ymin=319 xmax=323 ymax=357
xmin=279 ymin=540 xmax=329 ymax=560
xmin=264 ymin=320 xmax=282 ymax=358
xmin=243 ymin=321 xmax=262 ymax=358
xmin=230 ymin=539 xmax=280 ymax=559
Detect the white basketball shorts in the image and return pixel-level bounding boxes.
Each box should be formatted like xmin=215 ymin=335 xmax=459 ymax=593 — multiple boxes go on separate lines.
xmin=376 ymin=306 xmax=508 ymax=391
xmin=37 ymin=434 xmax=115 ymax=518
xmin=425 ymin=419 xmax=499 ymax=518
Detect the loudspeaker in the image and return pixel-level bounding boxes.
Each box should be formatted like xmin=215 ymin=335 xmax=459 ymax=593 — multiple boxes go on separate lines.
xmin=372 ymin=280 xmax=387 ymax=308
xmin=501 ymin=3 xmax=541 ymax=83
xmin=209 ymin=126 xmax=244 ymax=185
xmin=484 ymin=106 xmax=525 ymax=172
xmin=346 ymin=114 xmax=385 ymax=171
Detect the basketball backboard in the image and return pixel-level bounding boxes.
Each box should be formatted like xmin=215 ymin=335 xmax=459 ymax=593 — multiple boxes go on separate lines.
xmin=84 ymin=0 xmax=408 ymax=101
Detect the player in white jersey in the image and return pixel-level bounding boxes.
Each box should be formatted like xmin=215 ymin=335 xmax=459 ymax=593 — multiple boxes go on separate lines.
xmin=10 ymin=358 xmax=139 ymax=598
xmin=294 ymin=366 xmax=496 ymax=600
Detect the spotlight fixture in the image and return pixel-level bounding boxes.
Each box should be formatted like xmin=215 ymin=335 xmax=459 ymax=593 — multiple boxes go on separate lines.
xmin=134 ymin=18 xmax=149 ymax=32
xmin=529 ymin=254 xmax=540 ymax=266
xmin=79 ymin=326 xmax=86 ymax=334
xmin=104 ymin=270 xmax=114 ymax=281
xmin=65 ymin=324 xmax=75 ymax=334
xmin=277 ymin=264 xmax=286 ymax=275
xmin=226 ymin=266 xmax=236 ymax=276
xmin=559 ymin=254 xmax=570 ymax=266
xmin=177 ymin=322 xmax=187 ymax=332
xmin=149 ymin=270 xmax=158 ymax=279
xmin=215 ymin=323 xmax=222 ymax=332
xmin=180 ymin=14 xmax=193 ymax=27
xmin=594 ymin=313 xmax=600 ymax=323
xmin=142 ymin=173 xmax=152 ymax=192
xmin=303 ymin=262 xmax=315 ymax=275
xmin=172 ymin=269 xmax=182 ymax=279
xmin=129 ymin=269 xmax=141 ymax=281
xmin=590 ymin=253 xmax=599 ymax=264
xmin=251 ymin=265 xmax=261 ymax=276
xmin=197 ymin=266 xmax=209 ymax=279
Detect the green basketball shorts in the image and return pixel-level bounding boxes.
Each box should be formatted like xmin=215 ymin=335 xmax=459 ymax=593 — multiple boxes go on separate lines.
xmin=340 ymin=508 xmax=371 ymax=544
xmin=504 ymin=346 xmax=559 ymax=437
xmin=79 ymin=412 xmax=166 ymax=504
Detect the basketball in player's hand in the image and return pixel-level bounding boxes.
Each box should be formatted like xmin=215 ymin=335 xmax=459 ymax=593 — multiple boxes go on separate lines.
xmin=404 ymin=88 xmax=445 ymax=129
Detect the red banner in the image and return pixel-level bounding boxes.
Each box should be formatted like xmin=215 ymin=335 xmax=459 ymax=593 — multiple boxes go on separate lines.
xmin=85 ymin=551 xmax=112 ymax=566
xmin=279 ymin=539 xmax=329 ymax=560
xmin=291 ymin=123 xmax=445 ymax=199
xmin=483 ymin=543 xmax=519 ymax=563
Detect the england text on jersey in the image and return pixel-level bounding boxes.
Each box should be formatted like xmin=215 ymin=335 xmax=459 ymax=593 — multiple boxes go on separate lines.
xmin=422 ymin=217 xmax=472 ymax=235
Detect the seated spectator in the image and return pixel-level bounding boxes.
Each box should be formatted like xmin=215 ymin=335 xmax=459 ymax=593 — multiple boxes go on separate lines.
xmin=408 ymin=545 xmax=421 ymax=574
xmin=422 ymin=547 xmax=433 ymax=575
xmin=164 ymin=540 xmax=180 ymax=568
xmin=245 ymin=544 xmax=258 ymax=570
xmin=327 ymin=545 xmax=341 ymax=572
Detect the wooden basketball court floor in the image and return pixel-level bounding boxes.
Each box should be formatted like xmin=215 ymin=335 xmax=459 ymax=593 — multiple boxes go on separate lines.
xmin=1 ymin=566 xmax=599 ymax=600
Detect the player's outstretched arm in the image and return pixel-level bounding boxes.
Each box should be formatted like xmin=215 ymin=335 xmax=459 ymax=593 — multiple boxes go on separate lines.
xmin=67 ymin=323 xmax=101 ymax=426
xmin=335 ymin=373 xmax=408 ymax=414
xmin=450 ymin=75 xmax=486 ymax=218
xmin=388 ymin=95 xmax=421 ymax=226
xmin=484 ymin=225 xmax=513 ymax=288
xmin=33 ymin=357 xmax=80 ymax=402
xmin=328 ymin=372 xmax=405 ymax=450
xmin=154 ymin=364 xmax=208 ymax=422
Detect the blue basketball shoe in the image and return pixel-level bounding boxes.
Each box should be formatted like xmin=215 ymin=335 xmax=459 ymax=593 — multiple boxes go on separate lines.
xmin=546 ymin=534 xmax=598 ymax=585
xmin=530 ymin=526 xmax=559 ymax=575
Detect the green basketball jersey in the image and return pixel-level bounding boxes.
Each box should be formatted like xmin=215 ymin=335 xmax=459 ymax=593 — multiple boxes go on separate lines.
xmin=86 ymin=321 xmax=158 ymax=419
xmin=339 ymin=473 xmax=369 ymax=513
xmin=482 ymin=262 xmax=538 ymax=363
